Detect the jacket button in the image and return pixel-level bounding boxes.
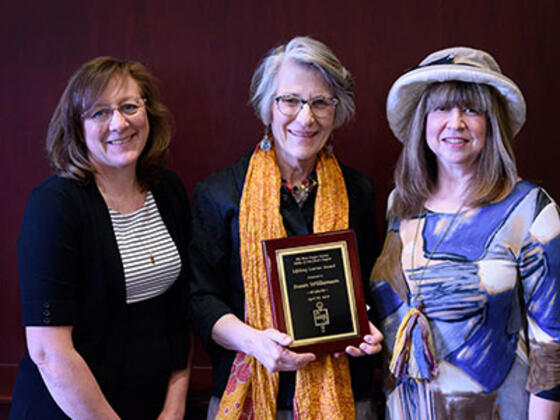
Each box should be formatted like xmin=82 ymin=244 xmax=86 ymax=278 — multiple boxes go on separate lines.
xmin=43 ymin=310 xmax=51 ymax=316
xmin=43 ymin=318 xmax=51 ymax=325
xmin=43 ymin=302 xmax=50 ymax=309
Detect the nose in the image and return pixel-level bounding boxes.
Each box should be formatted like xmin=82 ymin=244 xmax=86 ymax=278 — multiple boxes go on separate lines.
xmin=296 ymin=102 xmax=315 ymax=125
xmin=109 ymin=109 xmax=130 ymax=131
xmin=447 ymin=107 xmax=466 ymax=130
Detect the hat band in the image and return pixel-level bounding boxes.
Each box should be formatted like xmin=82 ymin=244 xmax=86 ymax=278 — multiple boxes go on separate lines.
xmin=404 ymin=54 xmax=478 ymax=75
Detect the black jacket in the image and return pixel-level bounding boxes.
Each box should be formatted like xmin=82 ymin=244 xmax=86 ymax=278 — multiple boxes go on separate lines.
xmin=11 ymin=168 xmax=190 ymax=418
xmin=188 ymin=152 xmax=378 ymax=406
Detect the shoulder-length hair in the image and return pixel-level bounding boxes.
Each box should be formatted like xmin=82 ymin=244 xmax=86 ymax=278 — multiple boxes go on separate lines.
xmin=391 ymin=81 xmax=518 ymax=219
xmin=249 ymin=36 xmax=355 ymax=128
xmin=46 ymin=56 xmax=172 ymax=188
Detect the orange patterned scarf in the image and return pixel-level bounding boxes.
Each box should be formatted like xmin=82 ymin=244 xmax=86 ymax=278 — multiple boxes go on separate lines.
xmin=216 ymin=145 xmax=355 ymax=419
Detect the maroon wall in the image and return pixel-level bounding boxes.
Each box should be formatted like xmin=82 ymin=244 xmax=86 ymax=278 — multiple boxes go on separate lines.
xmin=1 ymin=0 xmax=559 ymax=415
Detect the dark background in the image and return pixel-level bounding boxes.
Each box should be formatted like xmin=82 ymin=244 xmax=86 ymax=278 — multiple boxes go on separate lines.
xmin=1 ymin=0 xmax=558 ymax=417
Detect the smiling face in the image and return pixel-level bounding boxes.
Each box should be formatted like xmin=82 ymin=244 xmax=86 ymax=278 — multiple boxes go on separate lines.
xmin=425 ymin=104 xmax=487 ymax=173
xmin=82 ymin=74 xmax=149 ymax=177
xmin=270 ymin=59 xmax=335 ymax=170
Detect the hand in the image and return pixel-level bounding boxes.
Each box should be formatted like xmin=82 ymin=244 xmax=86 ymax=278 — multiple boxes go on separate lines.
xmin=211 ymin=314 xmax=316 ymax=373
xmin=337 ymin=322 xmax=383 ymax=358
xmin=249 ymin=328 xmax=316 ymax=372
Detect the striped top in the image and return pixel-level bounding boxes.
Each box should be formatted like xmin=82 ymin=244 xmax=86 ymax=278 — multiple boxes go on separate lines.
xmin=109 ymin=191 xmax=182 ymax=304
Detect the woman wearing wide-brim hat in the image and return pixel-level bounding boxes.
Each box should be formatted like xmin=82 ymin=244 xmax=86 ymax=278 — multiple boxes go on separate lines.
xmin=370 ymin=47 xmax=560 ymax=419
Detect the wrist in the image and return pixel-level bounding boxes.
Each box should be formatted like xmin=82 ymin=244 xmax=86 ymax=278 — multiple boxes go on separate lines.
xmin=240 ymin=323 xmax=260 ymax=357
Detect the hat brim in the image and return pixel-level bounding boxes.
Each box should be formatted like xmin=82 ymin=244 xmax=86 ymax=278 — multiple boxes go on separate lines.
xmin=386 ymin=65 xmax=526 ymax=143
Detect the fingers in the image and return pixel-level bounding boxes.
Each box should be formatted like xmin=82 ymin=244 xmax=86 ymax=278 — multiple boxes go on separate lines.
xmin=254 ymin=329 xmax=316 ymax=373
xmin=344 ymin=345 xmax=365 ymax=357
xmin=278 ymin=350 xmax=316 ymax=371
xmin=254 ymin=325 xmax=383 ymax=370
xmin=344 ymin=341 xmax=382 ymax=357
xmin=262 ymin=328 xmax=292 ymax=347
xmin=345 ymin=322 xmax=384 ymax=357
xmin=367 ymin=322 xmax=384 ymax=342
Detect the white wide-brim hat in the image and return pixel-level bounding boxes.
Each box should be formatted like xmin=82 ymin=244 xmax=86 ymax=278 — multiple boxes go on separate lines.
xmin=386 ymin=46 xmax=526 ymax=143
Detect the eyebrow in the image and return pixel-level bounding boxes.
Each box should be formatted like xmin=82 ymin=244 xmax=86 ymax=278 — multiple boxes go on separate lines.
xmin=90 ymin=96 xmax=140 ymax=107
xmin=277 ymin=93 xmax=331 ymax=98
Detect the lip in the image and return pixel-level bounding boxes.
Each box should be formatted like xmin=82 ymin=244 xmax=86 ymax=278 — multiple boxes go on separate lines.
xmin=441 ymin=137 xmax=470 ymax=145
xmin=106 ymin=134 xmax=135 ymax=145
xmin=288 ymin=129 xmax=318 ymax=139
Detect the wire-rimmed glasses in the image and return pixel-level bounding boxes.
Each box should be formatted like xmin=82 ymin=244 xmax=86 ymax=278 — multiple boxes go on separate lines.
xmin=81 ymin=97 xmax=147 ymax=124
xmin=274 ymin=95 xmax=338 ymax=119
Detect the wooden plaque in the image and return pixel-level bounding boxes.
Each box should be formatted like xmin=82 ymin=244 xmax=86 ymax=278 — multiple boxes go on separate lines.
xmin=262 ymin=229 xmax=369 ymax=353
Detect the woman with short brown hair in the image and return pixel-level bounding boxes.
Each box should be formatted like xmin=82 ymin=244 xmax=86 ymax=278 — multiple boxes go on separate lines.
xmin=11 ymin=57 xmax=192 ymax=419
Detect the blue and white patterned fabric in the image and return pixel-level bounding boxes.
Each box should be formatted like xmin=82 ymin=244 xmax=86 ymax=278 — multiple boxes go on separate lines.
xmin=371 ymin=181 xmax=560 ymax=419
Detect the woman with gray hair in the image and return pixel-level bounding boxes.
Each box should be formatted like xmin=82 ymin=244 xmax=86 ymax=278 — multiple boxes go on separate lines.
xmin=189 ymin=36 xmax=383 ymax=419
xmin=370 ymin=47 xmax=560 ymax=419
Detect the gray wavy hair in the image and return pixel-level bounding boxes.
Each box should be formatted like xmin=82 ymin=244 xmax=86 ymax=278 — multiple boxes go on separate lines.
xmin=249 ymin=36 xmax=355 ymax=128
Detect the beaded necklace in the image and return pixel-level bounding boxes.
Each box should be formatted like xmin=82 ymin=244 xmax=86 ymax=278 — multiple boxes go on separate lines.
xmin=281 ymin=176 xmax=318 ymax=206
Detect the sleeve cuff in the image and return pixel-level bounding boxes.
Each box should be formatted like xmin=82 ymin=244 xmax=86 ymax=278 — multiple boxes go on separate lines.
xmin=21 ymin=299 xmax=75 ymax=326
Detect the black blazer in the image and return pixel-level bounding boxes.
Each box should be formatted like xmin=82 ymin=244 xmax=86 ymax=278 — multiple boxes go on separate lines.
xmin=11 ymin=168 xmax=190 ymax=418
xmin=188 ymin=152 xmax=378 ymax=403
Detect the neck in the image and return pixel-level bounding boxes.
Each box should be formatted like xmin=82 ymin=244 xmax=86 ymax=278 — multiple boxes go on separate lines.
xmin=94 ymin=165 xmax=145 ymax=213
xmin=275 ymin=151 xmax=317 ymax=185
xmin=426 ymin=163 xmax=473 ymax=211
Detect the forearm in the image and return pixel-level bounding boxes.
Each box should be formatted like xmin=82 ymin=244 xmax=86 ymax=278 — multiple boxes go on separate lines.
xmin=529 ymin=394 xmax=560 ymax=420
xmin=158 ymin=331 xmax=195 ymax=420
xmin=35 ymin=347 xmax=119 ymax=419
xmin=158 ymin=368 xmax=190 ymax=420
xmin=211 ymin=313 xmax=259 ymax=354
xmin=211 ymin=314 xmax=315 ymax=372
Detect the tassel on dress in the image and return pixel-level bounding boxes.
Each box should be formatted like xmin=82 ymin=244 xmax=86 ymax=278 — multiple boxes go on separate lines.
xmin=389 ymin=304 xmax=438 ymax=380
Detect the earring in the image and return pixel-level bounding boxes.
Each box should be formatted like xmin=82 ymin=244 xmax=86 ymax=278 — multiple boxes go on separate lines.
xmin=326 ymin=135 xmax=334 ymax=156
xmin=260 ymin=125 xmax=272 ymax=151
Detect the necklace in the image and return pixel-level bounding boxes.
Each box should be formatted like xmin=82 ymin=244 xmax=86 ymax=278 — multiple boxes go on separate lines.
xmin=282 ymin=176 xmax=318 ymax=206
xmin=389 ymin=202 xmax=464 ymax=381
xmin=410 ymin=203 xmax=464 ymax=308
xmin=140 ymin=193 xmax=156 ymax=265
xmin=146 ymin=245 xmax=156 ymax=265
xmin=109 ymin=192 xmax=156 ymax=266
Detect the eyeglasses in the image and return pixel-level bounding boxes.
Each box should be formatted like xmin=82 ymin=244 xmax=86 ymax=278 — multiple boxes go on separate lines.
xmin=82 ymin=98 xmax=146 ymax=124
xmin=274 ymin=95 xmax=338 ymax=119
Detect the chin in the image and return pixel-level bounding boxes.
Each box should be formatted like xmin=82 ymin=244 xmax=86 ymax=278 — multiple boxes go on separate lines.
xmin=297 ymin=144 xmax=324 ymax=156
xmin=292 ymin=151 xmax=320 ymax=163
xmin=113 ymin=158 xmax=140 ymax=169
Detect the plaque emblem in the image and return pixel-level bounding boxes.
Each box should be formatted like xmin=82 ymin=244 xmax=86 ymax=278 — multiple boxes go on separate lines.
xmin=313 ymin=301 xmax=330 ymax=333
